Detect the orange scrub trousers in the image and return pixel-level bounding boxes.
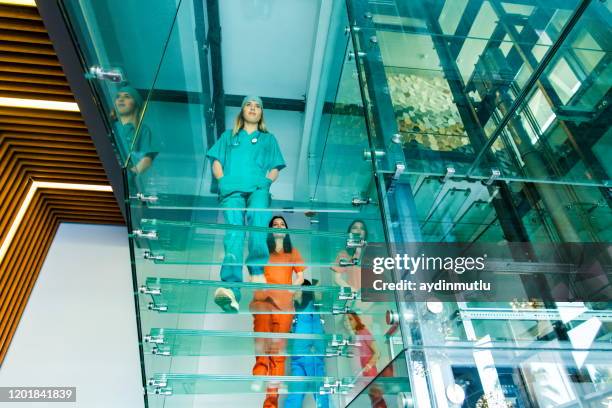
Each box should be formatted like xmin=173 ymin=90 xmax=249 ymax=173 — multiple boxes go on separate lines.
xmin=206 ymin=129 xmax=285 ymax=301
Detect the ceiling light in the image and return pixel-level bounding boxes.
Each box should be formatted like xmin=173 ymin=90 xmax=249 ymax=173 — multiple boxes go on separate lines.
xmin=0 ymin=0 xmax=36 ymax=6
xmin=0 ymin=97 xmax=79 ymax=112
xmin=0 ymin=181 xmax=113 ymax=263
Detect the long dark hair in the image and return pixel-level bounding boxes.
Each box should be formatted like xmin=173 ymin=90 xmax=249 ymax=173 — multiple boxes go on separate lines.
xmin=267 ymin=215 xmax=293 ymax=254
xmin=347 ymin=219 xmax=368 ymax=257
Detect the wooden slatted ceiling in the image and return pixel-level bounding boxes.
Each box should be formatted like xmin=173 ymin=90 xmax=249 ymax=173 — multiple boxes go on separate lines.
xmin=0 ymin=3 xmax=124 ymax=365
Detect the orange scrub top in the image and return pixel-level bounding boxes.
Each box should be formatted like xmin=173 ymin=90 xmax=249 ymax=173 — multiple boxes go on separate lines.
xmin=264 ymin=248 xmax=306 ymax=311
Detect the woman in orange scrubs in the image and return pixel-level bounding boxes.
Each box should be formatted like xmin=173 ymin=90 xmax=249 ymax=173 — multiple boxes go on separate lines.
xmin=331 ymin=220 xmax=368 ymax=292
xmin=250 ymin=215 xmax=305 ymax=408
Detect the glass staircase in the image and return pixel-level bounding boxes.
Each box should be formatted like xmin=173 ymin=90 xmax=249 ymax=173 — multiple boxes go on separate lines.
xmin=57 ymin=0 xmax=611 ymax=407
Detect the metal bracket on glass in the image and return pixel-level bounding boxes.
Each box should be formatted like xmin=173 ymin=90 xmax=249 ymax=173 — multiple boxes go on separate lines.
xmin=153 ymin=387 xmax=172 ymax=396
xmin=133 ymin=229 xmax=158 ymax=240
xmin=139 ymin=285 xmax=161 ymax=296
xmin=330 ymin=334 xmax=345 ymax=348
xmin=143 ymin=334 xmax=165 ymax=344
xmin=442 ymin=166 xmax=456 ymax=183
xmin=386 ymin=162 xmax=406 ymax=194
xmin=339 ymin=379 xmax=356 ymax=395
xmin=135 ymin=193 xmax=158 ymax=204
xmin=148 ymin=378 xmax=167 ymax=388
xmin=348 ymin=51 xmax=366 ymax=61
xmin=148 ymin=303 xmax=168 ymax=313
xmin=338 ymin=287 xmax=358 ymax=301
xmin=143 ymin=250 xmax=165 ymax=262
xmin=351 ymin=197 xmax=371 ymax=207
xmin=363 ymin=149 xmax=385 ymax=161
xmin=151 ymin=346 xmax=171 ymax=356
xmin=332 ymin=305 xmax=352 ymax=315
xmin=339 ymin=258 xmax=360 ymax=267
xmin=483 ymin=168 xmax=501 ymax=186
xmin=85 ymin=65 xmax=124 ymax=83
xmin=320 ymin=379 xmax=341 ymax=395
xmin=325 ymin=346 xmax=343 ymax=357
xmin=346 ymin=234 xmax=366 ymax=248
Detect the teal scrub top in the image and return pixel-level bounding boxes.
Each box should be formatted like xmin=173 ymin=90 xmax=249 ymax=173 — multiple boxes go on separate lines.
xmin=207 ymin=129 xmax=286 ymax=194
xmin=114 ymin=121 xmax=159 ymax=167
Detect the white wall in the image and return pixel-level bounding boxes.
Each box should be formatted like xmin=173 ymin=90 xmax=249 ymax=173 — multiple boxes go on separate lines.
xmin=0 ymin=223 xmax=143 ymax=408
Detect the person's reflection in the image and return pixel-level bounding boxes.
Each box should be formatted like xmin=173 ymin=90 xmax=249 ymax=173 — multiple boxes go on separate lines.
xmin=331 ymin=220 xmax=368 ymax=292
xmin=111 ymin=86 xmax=158 ymax=176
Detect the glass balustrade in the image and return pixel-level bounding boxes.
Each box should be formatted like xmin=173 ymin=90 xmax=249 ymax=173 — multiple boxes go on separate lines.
xmin=58 ymin=0 xmax=610 ymax=406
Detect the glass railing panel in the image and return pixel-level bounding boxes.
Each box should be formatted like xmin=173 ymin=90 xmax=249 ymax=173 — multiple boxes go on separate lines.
xmin=346 ymin=0 xmax=612 ymax=189
xmin=471 ymin=0 xmax=611 ymax=187
xmin=122 ymin=1 xmax=212 ymax=203
xmin=308 ymin=2 xmax=381 ymax=213
xmin=345 ymin=348 xmax=410 ymax=408
xmin=60 ymin=0 xmax=181 ymax=167
xmin=414 ymin=301 xmax=611 ymax=347
xmin=397 ymin=175 xmax=505 ymax=242
xmin=348 ymin=344 xmax=612 ymax=408
xmin=311 ymin=44 xmax=376 ymax=207
xmin=396 ymin=176 xmax=611 ymax=244
xmin=347 ymin=0 xmax=585 ymax=160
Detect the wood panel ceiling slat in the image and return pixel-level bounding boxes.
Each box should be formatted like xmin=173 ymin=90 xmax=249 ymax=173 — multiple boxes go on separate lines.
xmin=0 ymin=81 xmax=72 ymax=96
xmin=1 ymin=124 xmax=86 ymax=135
xmin=0 ymin=5 xmax=42 ymax=20
xmin=1 ymin=133 xmax=95 ymax=145
xmin=0 ymin=51 xmax=61 ymax=66
xmin=0 ymin=115 xmax=87 ymax=129
xmin=0 ymin=16 xmax=45 ymax=32
xmin=0 ymin=62 xmax=64 ymax=76
xmin=0 ymin=72 xmax=68 ymax=86
xmin=0 ymin=107 xmax=80 ymax=120
xmin=2 ymin=139 xmax=97 ymax=151
xmin=0 ymin=41 xmax=55 ymax=55
xmin=0 ymin=29 xmax=52 ymax=45
xmin=0 ymin=3 xmax=125 ymax=365
xmin=0 ymin=90 xmax=76 ymax=103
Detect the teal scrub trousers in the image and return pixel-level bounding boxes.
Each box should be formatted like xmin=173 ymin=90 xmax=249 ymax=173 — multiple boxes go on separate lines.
xmin=220 ymin=188 xmax=271 ymax=302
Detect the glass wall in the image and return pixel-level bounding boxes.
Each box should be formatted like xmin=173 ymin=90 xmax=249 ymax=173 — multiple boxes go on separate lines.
xmin=347 ymin=0 xmax=611 ymax=406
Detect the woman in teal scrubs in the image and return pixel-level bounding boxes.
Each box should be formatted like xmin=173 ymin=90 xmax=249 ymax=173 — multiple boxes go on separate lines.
xmin=207 ymin=96 xmax=286 ymax=312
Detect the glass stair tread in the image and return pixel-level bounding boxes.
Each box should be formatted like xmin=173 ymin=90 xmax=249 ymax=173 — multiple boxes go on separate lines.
xmin=140 ymin=277 xmax=360 ymax=314
xmin=133 ymin=218 xmax=365 ymax=266
xmin=129 ymin=193 xmax=365 ymax=214
xmin=137 ymin=218 xmax=351 ymax=237
xmin=144 ymin=328 xmax=386 ymax=357
xmin=148 ymin=374 xmax=336 ymax=395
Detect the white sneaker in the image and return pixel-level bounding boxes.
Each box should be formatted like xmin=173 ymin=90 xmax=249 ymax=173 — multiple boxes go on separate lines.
xmin=250 ymin=274 xmax=267 ymax=284
xmin=214 ymin=287 xmax=239 ymax=313
xmin=250 ymin=380 xmax=264 ymax=392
